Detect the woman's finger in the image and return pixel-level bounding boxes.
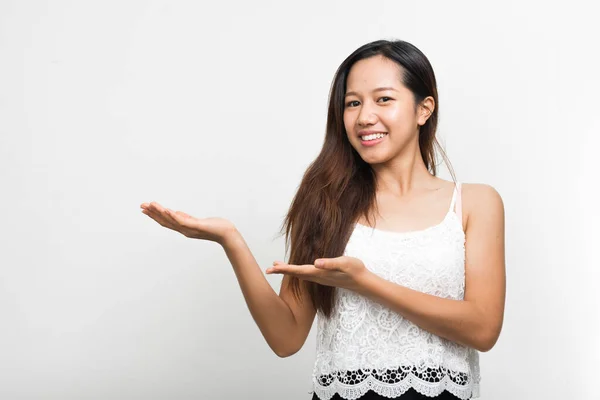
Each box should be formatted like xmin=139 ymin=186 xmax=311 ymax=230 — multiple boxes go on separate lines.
xmin=164 ymin=209 xmax=196 ymax=229
xmin=154 ymin=205 xmax=184 ymax=224
xmin=146 ymin=211 xmax=176 ymax=230
xmin=142 ymin=202 xmax=211 ymax=239
xmin=143 ymin=204 xmax=179 ymax=231
xmin=164 ymin=208 xmax=177 ymax=220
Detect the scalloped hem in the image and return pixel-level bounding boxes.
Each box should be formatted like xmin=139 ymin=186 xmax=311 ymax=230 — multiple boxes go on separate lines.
xmin=311 ymin=373 xmax=479 ymax=400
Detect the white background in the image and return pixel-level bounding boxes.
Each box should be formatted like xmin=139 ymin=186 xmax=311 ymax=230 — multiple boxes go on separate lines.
xmin=1 ymin=1 xmax=598 ymax=399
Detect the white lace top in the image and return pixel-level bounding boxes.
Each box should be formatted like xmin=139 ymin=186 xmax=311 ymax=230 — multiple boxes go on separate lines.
xmin=310 ymin=182 xmax=480 ymax=400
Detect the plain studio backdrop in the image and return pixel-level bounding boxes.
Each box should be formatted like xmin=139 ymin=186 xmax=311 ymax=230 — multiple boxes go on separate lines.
xmin=1 ymin=1 xmax=598 ymax=399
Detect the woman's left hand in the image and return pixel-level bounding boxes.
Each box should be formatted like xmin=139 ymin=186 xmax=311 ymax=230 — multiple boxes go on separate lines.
xmin=265 ymin=256 xmax=372 ymax=292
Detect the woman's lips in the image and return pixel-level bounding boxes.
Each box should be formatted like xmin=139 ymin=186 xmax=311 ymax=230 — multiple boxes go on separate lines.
xmin=359 ymin=133 xmax=388 ymax=147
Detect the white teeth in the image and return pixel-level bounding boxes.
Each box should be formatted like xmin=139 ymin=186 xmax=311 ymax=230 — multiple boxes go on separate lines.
xmin=360 ymin=133 xmax=387 ymax=141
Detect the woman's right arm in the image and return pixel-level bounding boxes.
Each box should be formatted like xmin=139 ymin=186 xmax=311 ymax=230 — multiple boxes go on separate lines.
xmin=140 ymin=201 xmax=315 ymax=358
xmin=222 ymin=230 xmax=316 ymax=357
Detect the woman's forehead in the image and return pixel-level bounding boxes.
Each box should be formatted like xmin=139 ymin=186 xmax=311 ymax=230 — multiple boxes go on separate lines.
xmin=346 ymin=57 xmax=405 ymax=94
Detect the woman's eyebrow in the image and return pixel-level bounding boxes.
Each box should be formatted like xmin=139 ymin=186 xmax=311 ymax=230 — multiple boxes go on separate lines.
xmin=345 ymin=87 xmax=399 ymax=97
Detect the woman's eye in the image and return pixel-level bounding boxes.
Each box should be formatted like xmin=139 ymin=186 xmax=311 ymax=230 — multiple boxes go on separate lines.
xmin=378 ymin=97 xmax=391 ymax=103
xmin=346 ymin=100 xmax=360 ymax=107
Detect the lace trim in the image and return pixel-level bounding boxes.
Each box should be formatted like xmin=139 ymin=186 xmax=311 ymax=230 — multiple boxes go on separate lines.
xmin=310 ymin=366 xmax=479 ymax=400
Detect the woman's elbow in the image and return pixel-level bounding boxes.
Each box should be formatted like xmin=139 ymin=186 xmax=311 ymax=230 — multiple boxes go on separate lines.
xmin=270 ymin=339 xmax=303 ymax=358
xmin=274 ymin=345 xmax=301 ymax=358
xmin=475 ymin=325 xmax=502 ymax=352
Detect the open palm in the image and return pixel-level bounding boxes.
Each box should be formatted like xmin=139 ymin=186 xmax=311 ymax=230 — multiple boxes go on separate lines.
xmin=140 ymin=201 xmax=236 ymax=245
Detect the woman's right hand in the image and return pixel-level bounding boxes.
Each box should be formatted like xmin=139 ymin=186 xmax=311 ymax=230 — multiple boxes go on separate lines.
xmin=140 ymin=201 xmax=238 ymax=246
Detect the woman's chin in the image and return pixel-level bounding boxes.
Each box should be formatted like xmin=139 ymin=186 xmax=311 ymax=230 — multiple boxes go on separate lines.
xmin=360 ymin=153 xmax=389 ymax=166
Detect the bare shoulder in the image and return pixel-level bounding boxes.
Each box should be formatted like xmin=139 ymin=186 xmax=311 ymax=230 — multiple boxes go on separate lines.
xmin=461 ymin=182 xmax=505 ymax=229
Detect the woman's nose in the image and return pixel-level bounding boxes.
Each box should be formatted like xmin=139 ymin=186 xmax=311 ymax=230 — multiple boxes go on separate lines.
xmin=358 ymin=109 xmax=377 ymax=126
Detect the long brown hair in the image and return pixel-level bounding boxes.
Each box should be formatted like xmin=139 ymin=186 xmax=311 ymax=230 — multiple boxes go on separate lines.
xmin=279 ymin=39 xmax=456 ymax=318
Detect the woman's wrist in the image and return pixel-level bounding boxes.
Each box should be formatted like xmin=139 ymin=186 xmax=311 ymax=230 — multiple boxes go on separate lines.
xmin=219 ymin=226 xmax=243 ymax=249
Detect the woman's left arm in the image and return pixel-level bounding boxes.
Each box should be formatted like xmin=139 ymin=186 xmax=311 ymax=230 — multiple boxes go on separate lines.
xmin=355 ymin=184 xmax=506 ymax=352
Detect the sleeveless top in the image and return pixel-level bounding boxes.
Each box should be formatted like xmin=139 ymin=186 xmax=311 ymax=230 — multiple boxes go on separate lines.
xmin=310 ymin=182 xmax=480 ymax=400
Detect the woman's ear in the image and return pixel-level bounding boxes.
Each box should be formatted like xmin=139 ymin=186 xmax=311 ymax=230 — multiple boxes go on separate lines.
xmin=418 ymin=96 xmax=435 ymax=126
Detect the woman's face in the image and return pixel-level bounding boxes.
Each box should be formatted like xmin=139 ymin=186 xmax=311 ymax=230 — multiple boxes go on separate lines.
xmin=343 ymin=55 xmax=432 ymax=165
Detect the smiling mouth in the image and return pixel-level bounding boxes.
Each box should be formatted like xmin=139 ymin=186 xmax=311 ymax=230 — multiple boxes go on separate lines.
xmin=359 ymin=133 xmax=388 ymax=142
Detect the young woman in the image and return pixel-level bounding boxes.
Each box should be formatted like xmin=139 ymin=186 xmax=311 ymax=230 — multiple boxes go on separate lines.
xmin=140 ymin=39 xmax=506 ymax=400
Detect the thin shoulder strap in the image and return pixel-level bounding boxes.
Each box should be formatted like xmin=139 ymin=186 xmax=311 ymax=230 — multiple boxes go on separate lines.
xmin=448 ymin=182 xmax=463 ymax=224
